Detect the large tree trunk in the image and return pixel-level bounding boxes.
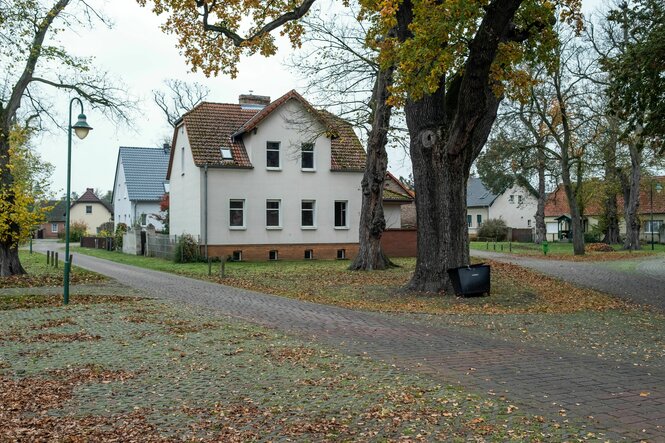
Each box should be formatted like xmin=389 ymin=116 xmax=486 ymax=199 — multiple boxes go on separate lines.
xmin=619 ymin=142 xmax=642 ymax=250
xmin=534 ymin=145 xmax=547 ymax=244
xmin=602 ymin=118 xmax=620 ymax=244
xmin=397 ymin=0 xmax=519 ymax=293
xmin=350 ymin=65 xmax=396 ymax=270
xmin=559 ymin=152 xmax=585 ymax=255
xmin=0 ymin=131 xmax=26 ymax=276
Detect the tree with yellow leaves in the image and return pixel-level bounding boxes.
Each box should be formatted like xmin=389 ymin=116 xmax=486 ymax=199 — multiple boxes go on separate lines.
xmin=139 ymin=0 xmax=582 ymax=292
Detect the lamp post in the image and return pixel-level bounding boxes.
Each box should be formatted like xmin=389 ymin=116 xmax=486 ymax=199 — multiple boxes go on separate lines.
xmin=651 ymin=181 xmax=663 ymax=251
xmin=64 ymin=98 xmax=93 ymax=305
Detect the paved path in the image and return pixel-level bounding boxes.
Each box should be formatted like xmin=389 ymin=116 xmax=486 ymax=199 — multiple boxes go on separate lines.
xmin=471 ymin=250 xmax=665 ymax=310
xmin=35 ymin=243 xmax=665 ymax=441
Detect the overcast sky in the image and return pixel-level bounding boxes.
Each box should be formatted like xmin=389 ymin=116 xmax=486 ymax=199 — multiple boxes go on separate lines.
xmin=37 ymin=0 xmax=602 ymax=197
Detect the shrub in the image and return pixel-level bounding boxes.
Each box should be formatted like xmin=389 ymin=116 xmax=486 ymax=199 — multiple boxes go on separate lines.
xmin=69 ymin=221 xmax=88 ymax=243
xmin=114 ymin=223 xmax=128 ymax=251
xmin=477 ymin=218 xmax=508 ymax=241
xmin=174 ymin=234 xmax=201 ymax=263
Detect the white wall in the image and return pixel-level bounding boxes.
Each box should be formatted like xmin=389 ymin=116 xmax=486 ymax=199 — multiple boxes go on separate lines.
xmin=467 ymin=207 xmax=490 ymax=234
xmin=384 ymin=204 xmax=402 ymax=229
xmin=169 ymin=125 xmax=202 ymax=237
xmin=113 ymin=161 xmax=132 ymax=228
xmin=201 ymin=99 xmax=363 ymax=246
xmin=135 ymin=202 xmax=164 ymax=230
xmin=490 ymin=185 xmax=537 ymax=229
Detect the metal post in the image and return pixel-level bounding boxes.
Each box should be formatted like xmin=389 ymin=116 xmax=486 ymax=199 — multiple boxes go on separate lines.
xmin=651 ymin=183 xmax=655 ymax=250
xmin=29 ymin=236 xmax=32 ymax=254
xmin=47 ymin=250 xmax=50 ymax=265
xmin=208 ymin=257 xmax=212 ymax=276
xmin=220 ymin=260 xmax=225 ymax=279
xmin=55 ymin=252 xmax=59 ymax=268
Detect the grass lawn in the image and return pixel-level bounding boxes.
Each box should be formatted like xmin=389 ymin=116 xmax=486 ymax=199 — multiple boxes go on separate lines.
xmin=0 ymin=251 xmax=106 ymax=289
xmin=470 ymin=240 xmax=665 ymax=260
xmin=0 ymin=269 xmax=606 ymax=440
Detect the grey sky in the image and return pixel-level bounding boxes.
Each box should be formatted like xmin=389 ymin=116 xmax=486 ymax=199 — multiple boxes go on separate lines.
xmin=38 ymin=0 xmax=603 ymax=197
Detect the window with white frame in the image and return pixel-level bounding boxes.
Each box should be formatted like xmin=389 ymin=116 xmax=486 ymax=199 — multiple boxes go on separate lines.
xmin=467 ymin=214 xmax=472 ymax=227
xmin=301 ymin=143 xmax=314 ymax=170
xmin=51 ymin=223 xmax=58 ymax=233
xmin=301 ymin=200 xmax=315 ymax=228
xmin=266 ymin=200 xmax=281 ymax=228
xmin=645 ymin=220 xmax=663 ymax=233
xmin=229 ymin=199 xmax=245 ymax=228
xmin=266 ymin=142 xmax=280 ymax=168
xmin=269 ymin=250 xmax=279 ymax=260
xmin=86 ymin=205 xmax=92 ymax=214
xmin=334 ymin=201 xmax=347 ymax=228
xmin=220 ymin=147 xmax=233 ymax=160
xmin=509 ymin=195 xmax=515 ymax=203
xmin=477 ymin=214 xmax=482 ymax=226
xmin=304 ymin=249 xmax=314 ymax=260
xmin=140 ymin=213 xmax=147 ymax=226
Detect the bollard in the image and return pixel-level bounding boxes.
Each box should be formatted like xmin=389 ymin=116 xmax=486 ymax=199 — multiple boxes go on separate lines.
xmin=29 ymin=237 xmax=32 ymax=254
xmin=47 ymin=250 xmax=50 ymax=265
xmin=500 ymin=244 xmax=504 ymax=252
xmin=509 ymin=241 xmax=512 ymax=252
xmin=219 ymin=260 xmax=225 ymax=279
xmin=542 ymin=240 xmax=549 ymax=256
xmin=55 ymin=252 xmax=59 ymax=268
xmin=486 ymin=241 xmax=489 ymax=250
xmin=208 ymin=257 xmax=212 ymax=276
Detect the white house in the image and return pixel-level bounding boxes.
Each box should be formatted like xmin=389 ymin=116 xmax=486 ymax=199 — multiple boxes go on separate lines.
xmin=466 ymin=177 xmax=537 ymax=237
xmin=112 ymin=146 xmax=170 ymax=231
xmin=167 ymin=90 xmax=410 ymax=261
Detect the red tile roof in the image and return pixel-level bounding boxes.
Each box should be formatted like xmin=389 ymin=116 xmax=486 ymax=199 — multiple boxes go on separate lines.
xmin=167 ymin=91 xmax=366 ymax=178
xmin=545 ymin=176 xmax=665 ymax=217
xmin=75 ymin=188 xmax=113 ymax=213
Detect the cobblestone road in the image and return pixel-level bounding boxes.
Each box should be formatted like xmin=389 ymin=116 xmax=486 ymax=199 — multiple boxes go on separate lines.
xmin=38 ymin=243 xmax=665 ymax=441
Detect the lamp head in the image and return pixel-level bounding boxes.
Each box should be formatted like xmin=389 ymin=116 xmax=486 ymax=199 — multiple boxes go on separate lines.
xmin=72 ymin=113 xmax=93 ymax=140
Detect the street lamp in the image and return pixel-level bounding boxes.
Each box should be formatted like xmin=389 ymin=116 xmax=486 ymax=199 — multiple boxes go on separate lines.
xmin=64 ymin=98 xmax=93 ymax=305
xmin=650 ymin=180 xmax=663 ymax=251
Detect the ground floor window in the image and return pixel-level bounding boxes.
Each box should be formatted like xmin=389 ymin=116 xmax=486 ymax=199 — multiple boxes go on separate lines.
xmin=232 ymin=250 xmax=242 ymax=261
xmin=645 ymin=220 xmax=663 ymax=234
xmin=334 ymin=201 xmax=347 ymax=228
xmin=266 ymin=200 xmax=281 ymax=228
xmin=336 ymin=249 xmax=346 ymax=260
xmin=51 ymin=223 xmax=58 ymax=233
xmin=467 ymin=215 xmax=472 ymax=227
xmin=230 ymin=199 xmax=245 ymax=228
xmin=304 ymin=249 xmax=314 ymax=260
xmin=269 ymin=250 xmax=279 ymax=260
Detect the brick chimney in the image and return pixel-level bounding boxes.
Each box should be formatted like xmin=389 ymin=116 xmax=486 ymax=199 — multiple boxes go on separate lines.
xmin=239 ymin=92 xmax=270 ymax=109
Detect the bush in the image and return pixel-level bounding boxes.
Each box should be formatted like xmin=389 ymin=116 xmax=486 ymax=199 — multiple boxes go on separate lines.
xmin=477 ymin=218 xmax=508 ymax=242
xmin=69 ymin=221 xmax=88 ymax=243
xmin=114 ymin=223 xmax=128 ymax=251
xmin=173 ymin=234 xmax=201 ymax=263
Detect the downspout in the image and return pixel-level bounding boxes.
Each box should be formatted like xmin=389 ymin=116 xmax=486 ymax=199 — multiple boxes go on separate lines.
xmin=204 ymin=163 xmax=209 ymax=259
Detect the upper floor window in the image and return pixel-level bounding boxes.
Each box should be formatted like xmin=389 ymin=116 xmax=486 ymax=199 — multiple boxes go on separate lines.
xmin=140 ymin=213 xmax=147 ymax=226
xmin=266 ymin=199 xmax=281 ymax=228
xmin=334 ymin=201 xmax=348 ymax=228
xmin=517 ymin=195 xmax=524 ymax=204
xmin=509 ymin=195 xmax=515 ymax=204
xmin=229 ymin=199 xmax=245 ymax=228
xmin=266 ymin=142 xmax=280 ymax=168
xmin=86 ymin=205 xmax=92 ymax=214
xmin=301 ymin=200 xmax=316 ymax=228
xmin=301 ymin=143 xmax=314 ymax=170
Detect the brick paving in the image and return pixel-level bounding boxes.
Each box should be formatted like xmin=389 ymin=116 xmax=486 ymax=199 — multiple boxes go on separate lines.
xmin=49 ymin=246 xmax=665 ymax=441
xmin=471 ymin=250 xmax=665 ymax=311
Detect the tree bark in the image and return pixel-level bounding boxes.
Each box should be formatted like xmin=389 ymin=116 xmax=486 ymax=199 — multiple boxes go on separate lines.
xmin=601 ymin=124 xmax=620 ymax=244
xmin=349 ymin=65 xmax=396 ymax=270
xmin=534 ymin=144 xmax=547 ymax=244
xmin=619 ymin=141 xmax=642 ymax=250
xmin=0 ymin=131 xmax=26 ymax=276
xmin=398 ymin=0 xmax=520 ymax=292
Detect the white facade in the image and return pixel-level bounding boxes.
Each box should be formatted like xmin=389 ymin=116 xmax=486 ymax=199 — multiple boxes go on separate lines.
xmin=489 ymin=185 xmax=537 ymax=229
xmin=170 ymin=100 xmax=363 ymax=246
xmin=113 ymin=152 xmax=166 ymax=231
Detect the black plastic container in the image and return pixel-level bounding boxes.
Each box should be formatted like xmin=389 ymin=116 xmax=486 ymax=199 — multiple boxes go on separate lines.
xmin=447 ymin=263 xmax=491 ymax=297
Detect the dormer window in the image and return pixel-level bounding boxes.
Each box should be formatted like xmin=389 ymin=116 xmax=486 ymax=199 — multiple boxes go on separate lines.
xmin=220 ymin=147 xmax=233 ymax=160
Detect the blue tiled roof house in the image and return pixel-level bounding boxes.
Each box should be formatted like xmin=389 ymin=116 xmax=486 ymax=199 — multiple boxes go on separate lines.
xmin=112 ymin=146 xmax=170 ymax=230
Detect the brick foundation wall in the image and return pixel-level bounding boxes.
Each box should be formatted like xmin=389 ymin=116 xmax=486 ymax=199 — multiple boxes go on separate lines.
xmin=381 ymin=229 xmax=417 ymax=257
xmin=205 ymin=243 xmax=360 ymax=261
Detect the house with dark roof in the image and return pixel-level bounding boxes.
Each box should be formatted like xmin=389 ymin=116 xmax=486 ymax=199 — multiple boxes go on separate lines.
xmin=35 ymin=199 xmax=68 ymax=239
xmin=167 ymin=90 xmax=412 ymax=261
xmin=112 ymin=146 xmax=170 ymax=231
xmin=466 ymin=177 xmax=537 ymax=237
xmin=68 ymin=188 xmax=113 ymax=234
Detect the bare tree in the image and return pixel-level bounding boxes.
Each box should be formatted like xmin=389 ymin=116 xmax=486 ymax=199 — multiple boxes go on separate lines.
xmin=0 ymin=0 xmax=134 ymax=276
xmin=153 ymin=79 xmax=210 ymax=128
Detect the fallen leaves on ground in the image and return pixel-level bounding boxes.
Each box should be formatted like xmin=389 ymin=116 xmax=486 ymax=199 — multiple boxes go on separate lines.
xmin=0 ymin=294 xmax=137 ymax=310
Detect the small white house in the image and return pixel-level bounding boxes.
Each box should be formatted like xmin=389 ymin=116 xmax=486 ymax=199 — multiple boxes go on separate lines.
xmin=467 ymin=177 xmax=537 ymax=236
xmin=167 ymin=90 xmax=410 ymax=261
xmin=112 ymin=146 xmax=170 ymax=231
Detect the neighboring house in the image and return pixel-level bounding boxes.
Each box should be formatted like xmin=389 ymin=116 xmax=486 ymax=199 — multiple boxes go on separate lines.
xmin=168 ymin=90 xmax=372 ymax=261
xmin=383 ymin=172 xmax=415 ymax=229
xmin=466 ymin=177 xmax=537 ymax=237
xmin=544 ymin=177 xmax=665 ymax=242
xmin=69 ymin=188 xmax=113 ymax=235
xmin=112 ymin=146 xmax=170 ymax=231
xmin=36 ymin=199 xmax=68 ymax=239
